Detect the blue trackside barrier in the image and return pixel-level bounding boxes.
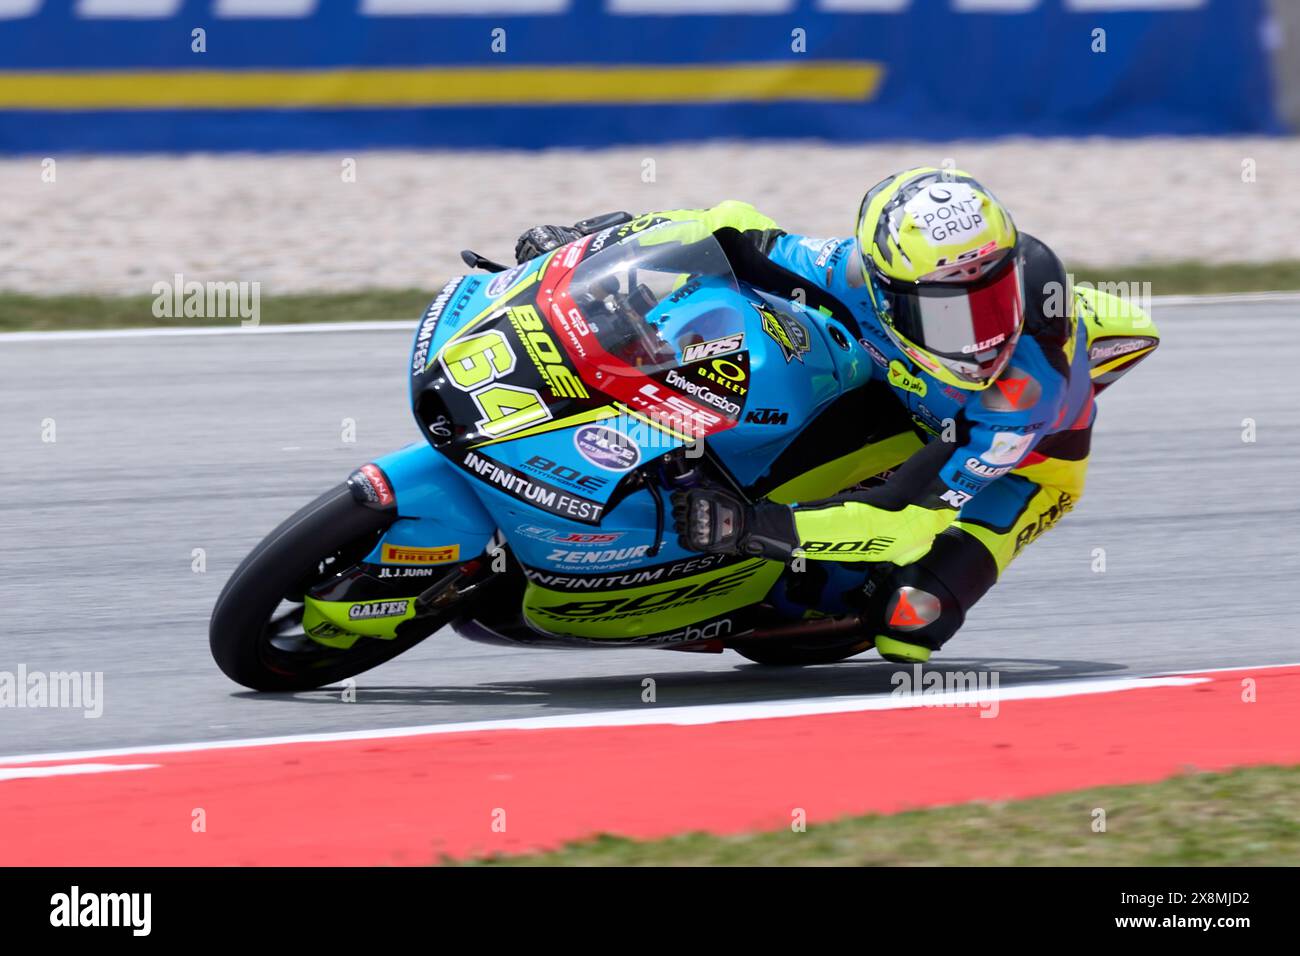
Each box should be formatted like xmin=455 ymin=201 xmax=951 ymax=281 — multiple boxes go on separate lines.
xmin=0 ymin=0 xmax=1280 ymax=152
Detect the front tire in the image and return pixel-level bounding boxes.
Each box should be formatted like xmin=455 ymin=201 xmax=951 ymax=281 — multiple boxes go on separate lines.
xmin=210 ymin=484 xmax=443 ymax=691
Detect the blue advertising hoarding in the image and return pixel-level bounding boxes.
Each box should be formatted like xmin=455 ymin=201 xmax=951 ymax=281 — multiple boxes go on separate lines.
xmin=0 ymin=0 xmax=1280 ymax=152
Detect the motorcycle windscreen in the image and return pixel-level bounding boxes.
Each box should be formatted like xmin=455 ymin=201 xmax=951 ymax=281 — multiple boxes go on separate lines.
xmin=539 ymin=222 xmax=753 ymax=443
xmin=411 ymin=223 xmax=754 ymax=524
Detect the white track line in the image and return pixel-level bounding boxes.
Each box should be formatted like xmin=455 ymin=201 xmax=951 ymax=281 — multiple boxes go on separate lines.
xmin=0 ymin=763 xmax=158 ymax=782
xmin=1149 ymin=292 xmax=1300 ymax=307
xmin=2 ymin=291 xmax=1298 ymax=344
xmin=1151 ymin=660 xmax=1300 ymax=677
xmin=0 ymin=674 xmax=1211 ymax=767
xmin=0 ymin=320 xmax=414 ymax=343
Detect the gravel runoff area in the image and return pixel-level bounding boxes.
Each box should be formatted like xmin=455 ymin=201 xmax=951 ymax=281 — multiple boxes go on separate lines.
xmin=2 ymin=136 xmax=1295 ymax=296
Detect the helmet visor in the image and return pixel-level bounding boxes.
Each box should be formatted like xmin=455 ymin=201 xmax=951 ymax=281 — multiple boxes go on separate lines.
xmin=883 ymin=255 xmax=1025 ymax=385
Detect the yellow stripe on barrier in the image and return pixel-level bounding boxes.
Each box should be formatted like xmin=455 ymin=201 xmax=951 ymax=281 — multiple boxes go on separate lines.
xmin=0 ymin=62 xmax=884 ymax=109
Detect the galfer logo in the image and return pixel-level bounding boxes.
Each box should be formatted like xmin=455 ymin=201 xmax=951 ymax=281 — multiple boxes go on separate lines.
xmin=348 ymin=599 xmax=410 ymax=620
xmin=3 ymin=1 xmax=1202 ymax=21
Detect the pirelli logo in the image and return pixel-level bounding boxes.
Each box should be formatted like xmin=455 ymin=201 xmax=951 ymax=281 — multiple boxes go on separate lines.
xmin=380 ymin=543 xmax=460 ymax=566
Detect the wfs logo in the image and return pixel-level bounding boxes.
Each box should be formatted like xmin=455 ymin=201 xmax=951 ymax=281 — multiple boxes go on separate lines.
xmin=0 ymin=1 xmax=1207 ymax=21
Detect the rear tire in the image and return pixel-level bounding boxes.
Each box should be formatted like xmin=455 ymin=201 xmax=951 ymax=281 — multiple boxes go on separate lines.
xmin=733 ymin=636 xmax=874 ymax=667
xmin=210 ymin=484 xmax=444 ymax=691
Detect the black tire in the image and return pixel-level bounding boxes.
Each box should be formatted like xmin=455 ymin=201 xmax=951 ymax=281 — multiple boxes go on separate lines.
xmin=733 ymin=636 xmax=874 ymax=667
xmin=210 ymin=484 xmax=444 ymax=692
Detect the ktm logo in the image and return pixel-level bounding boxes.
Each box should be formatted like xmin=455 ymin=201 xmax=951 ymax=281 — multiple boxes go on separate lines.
xmin=744 ymin=407 xmax=788 ymax=426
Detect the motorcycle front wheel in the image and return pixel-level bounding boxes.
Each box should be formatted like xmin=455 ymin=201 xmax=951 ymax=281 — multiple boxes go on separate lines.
xmin=209 ymin=484 xmax=448 ymax=692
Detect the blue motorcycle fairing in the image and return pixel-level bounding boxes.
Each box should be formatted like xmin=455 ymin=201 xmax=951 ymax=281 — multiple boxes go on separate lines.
xmin=358 ymin=441 xmax=497 ymax=567
xmin=706 ymin=292 xmax=874 ymax=486
xmin=412 ymin=273 xmax=761 ymax=528
xmin=360 ymin=227 xmax=895 ymax=641
xmin=415 ymin=283 xmax=877 ymax=574
xmin=410 ymin=263 xmax=547 ymax=373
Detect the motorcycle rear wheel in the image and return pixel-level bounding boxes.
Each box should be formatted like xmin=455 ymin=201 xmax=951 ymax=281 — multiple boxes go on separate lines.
xmin=733 ymin=636 xmax=874 ymax=666
xmin=209 ymin=484 xmax=447 ymax=691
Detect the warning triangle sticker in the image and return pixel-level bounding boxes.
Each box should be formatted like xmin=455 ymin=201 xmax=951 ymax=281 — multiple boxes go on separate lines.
xmin=995 ymin=377 xmax=1028 ymax=407
xmin=889 ymin=591 xmax=925 ymax=628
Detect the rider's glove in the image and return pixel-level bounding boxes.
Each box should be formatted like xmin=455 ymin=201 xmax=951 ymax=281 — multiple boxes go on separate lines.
xmin=514 ymin=225 xmax=583 ymax=263
xmin=671 ymin=487 xmax=799 ymax=561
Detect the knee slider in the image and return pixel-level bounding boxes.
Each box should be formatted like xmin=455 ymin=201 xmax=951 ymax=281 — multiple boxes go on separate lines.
xmin=874 ymin=529 xmax=999 ymax=650
xmin=876 ymin=565 xmax=964 ymax=651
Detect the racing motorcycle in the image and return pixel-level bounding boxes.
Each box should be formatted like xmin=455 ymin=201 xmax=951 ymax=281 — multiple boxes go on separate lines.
xmin=210 ymin=218 xmax=1147 ymax=691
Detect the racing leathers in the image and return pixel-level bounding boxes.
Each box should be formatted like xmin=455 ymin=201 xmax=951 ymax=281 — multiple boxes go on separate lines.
xmin=520 ymin=201 xmax=1158 ymax=661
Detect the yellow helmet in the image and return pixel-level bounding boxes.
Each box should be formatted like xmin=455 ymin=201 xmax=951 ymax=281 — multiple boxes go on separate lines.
xmin=857 ymin=167 xmax=1024 ymax=391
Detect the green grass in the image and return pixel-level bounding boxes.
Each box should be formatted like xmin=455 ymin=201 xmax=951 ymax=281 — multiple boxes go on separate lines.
xmin=458 ymin=765 xmax=1300 ymax=866
xmin=1070 ymin=261 xmax=1300 ymax=296
xmin=0 ymin=288 xmax=432 ymax=333
xmin=3 ymin=261 xmax=1300 ymax=334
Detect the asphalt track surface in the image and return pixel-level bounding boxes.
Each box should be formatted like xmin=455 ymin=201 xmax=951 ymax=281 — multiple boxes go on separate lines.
xmin=2 ymin=298 xmax=1297 ymax=759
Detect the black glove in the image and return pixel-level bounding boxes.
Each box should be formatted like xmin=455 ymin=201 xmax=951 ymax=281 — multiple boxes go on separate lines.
xmin=514 ymin=225 xmax=583 ymax=263
xmin=671 ymin=486 xmax=799 ymax=560
xmin=514 ymin=212 xmax=636 ymax=264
